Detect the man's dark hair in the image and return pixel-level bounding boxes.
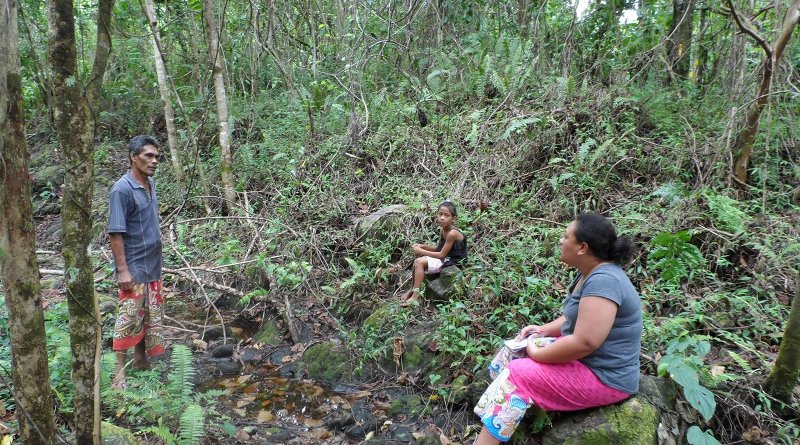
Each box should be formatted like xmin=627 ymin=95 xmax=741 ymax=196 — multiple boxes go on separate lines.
xmin=574 ymin=213 xmax=636 ymax=264
xmin=127 ymin=135 xmax=160 ymax=158
xmin=438 ymin=200 xmax=457 ymax=217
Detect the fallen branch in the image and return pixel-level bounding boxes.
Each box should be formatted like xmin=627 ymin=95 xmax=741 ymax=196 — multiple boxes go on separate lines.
xmin=163 ymin=267 xmax=244 ymax=298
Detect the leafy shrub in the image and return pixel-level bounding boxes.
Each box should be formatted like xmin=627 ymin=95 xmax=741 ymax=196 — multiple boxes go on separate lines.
xmin=647 ymin=230 xmax=705 ymax=285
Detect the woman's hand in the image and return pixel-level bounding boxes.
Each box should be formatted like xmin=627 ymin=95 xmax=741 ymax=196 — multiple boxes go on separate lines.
xmin=515 ymin=325 xmax=543 ymax=341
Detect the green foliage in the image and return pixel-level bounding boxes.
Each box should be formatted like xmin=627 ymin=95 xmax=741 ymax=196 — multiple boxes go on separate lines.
xmin=701 ymin=190 xmax=749 ymax=234
xmin=657 ymin=335 xmax=717 ymax=426
xmin=104 ymin=345 xmax=217 ymax=441
xmin=686 ymin=426 xmax=722 ymax=445
xmin=647 ymin=230 xmax=705 ymax=285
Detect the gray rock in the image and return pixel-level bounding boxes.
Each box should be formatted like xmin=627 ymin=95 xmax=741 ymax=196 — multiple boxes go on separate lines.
xmin=354 ymin=204 xmax=409 ymax=242
xmin=211 ymin=343 xmax=235 ymax=358
xmin=216 ymin=360 xmax=242 ymax=375
xmin=424 ymin=266 xmax=464 ymax=303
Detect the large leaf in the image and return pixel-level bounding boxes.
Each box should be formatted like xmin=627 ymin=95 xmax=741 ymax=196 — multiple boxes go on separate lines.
xmin=686 ymin=426 xmax=721 ymax=445
xmin=683 ymin=384 xmax=716 ymax=421
xmin=668 ymin=363 xmax=698 ymax=388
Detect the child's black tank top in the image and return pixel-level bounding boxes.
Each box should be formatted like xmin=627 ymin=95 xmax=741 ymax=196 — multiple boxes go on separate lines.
xmin=434 ymin=229 xmax=468 ymax=267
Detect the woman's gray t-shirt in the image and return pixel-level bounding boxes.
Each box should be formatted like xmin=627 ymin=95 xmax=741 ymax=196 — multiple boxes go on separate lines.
xmin=560 ymin=263 xmax=642 ymax=394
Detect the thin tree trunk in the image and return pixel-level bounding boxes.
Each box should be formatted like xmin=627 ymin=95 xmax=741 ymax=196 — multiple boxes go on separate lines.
xmin=201 ymin=0 xmax=237 ymax=213
xmin=666 ymin=0 xmax=695 ymax=81
xmin=0 ymin=1 xmax=59 ymax=444
xmin=764 ymin=271 xmax=800 ymax=405
xmin=47 ymin=1 xmax=102 ymax=443
xmin=86 ymin=0 xmax=114 ymax=108
xmin=143 ymin=0 xmax=185 ymax=185
xmin=727 ymin=0 xmax=800 ymax=185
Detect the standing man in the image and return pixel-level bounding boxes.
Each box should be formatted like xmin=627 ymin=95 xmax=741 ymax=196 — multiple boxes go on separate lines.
xmin=108 ymin=135 xmax=165 ymax=389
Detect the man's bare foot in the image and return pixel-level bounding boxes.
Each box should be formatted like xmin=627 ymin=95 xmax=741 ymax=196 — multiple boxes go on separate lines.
xmin=400 ymin=290 xmax=413 ymax=302
xmin=112 ymin=370 xmax=128 ymax=390
xmin=133 ymin=358 xmax=151 ymax=371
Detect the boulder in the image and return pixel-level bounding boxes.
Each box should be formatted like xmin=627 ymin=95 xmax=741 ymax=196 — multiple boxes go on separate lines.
xmin=101 ymin=421 xmax=142 ymax=445
xmin=424 ymin=266 xmax=464 ymax=303
xmin=354 ymin=204 xmax=409 ymax=242
xmin=299 ymin=341 xmax=356 ymax=383
xmin=540 ymin=375 xmax=679 ymax=445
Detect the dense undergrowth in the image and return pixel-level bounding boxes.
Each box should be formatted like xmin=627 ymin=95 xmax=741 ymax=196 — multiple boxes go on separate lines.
xmin=70 ymin=73 xmax=800 ymax=442
xmin=4 ymin=3 xmax=799 ymax=442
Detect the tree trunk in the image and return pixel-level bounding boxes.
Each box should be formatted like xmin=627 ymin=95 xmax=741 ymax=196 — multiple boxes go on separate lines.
xmin=666 ymin=0 xmax=695 ymax=81
xmin=201 ymin=0 xmax=237 ymax=213
xmin=86 ymin=0 xmax=114 ymax=108
xmin=143 ymin=0 xmax=185 ymax=185
xmin=764 ymin=271 xmax=800 ymax=405
xmin=728 ymin=0 xmax=800 ymax=185
xmin=47 ymin=1 xmax=102 ymax=443
xmin=0 ymin=1 xmax=59 ymax=444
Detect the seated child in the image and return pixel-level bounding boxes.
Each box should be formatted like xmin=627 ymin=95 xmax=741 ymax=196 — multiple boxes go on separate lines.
xmin=400 ymin=200 xmax=467 ymax=306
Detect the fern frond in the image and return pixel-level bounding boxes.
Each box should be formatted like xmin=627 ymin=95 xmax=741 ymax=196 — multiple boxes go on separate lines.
xmin=167 ymin=344 xmax=196 ymax=403
xmin=141 ymin=424 xmax=177 ymax=445
xmin=178 ymin=404 xmax=205 ymax=445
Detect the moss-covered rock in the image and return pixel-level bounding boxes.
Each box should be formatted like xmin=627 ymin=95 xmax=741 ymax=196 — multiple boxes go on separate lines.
xmin=389 ymin=394 xmax=424 ymax=417
xmin=101 ymin=421 xmax=142 ymax=445
xmin=253 ymin=317 xmax=283 ymax=346
xmin=299 ymin=341 xmax=355 ymax=383
xmin=540 ymin=375 xmax=675 ymax=445
xmin=424 ymin=266 xmax=464 ymax=303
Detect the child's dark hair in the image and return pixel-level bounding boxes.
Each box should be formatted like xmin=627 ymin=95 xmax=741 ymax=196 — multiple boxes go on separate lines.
xmin=574 ymin=213 xmax=636 ymax=264
xmin=438 ymin=200 xmax=457 ymax=217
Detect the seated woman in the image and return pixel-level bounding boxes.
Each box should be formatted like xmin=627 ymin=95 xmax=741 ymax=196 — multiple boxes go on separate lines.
xmin=473 ymin=213 xmax=642 ymax=444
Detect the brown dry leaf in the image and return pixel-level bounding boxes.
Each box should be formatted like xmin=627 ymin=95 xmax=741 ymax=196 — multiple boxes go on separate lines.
xmin=345 ymin=390 xmax=372 ymax=400
xmin=256 ymin=410 xmax=274 ymax=423
xmin=281 ymin=355 xmax=293 ymax=363
xmin=237 ymin=374 xmax=252 ymax=384
xmin=233 ymin=409 xmax=247 ymax=417
xmin=304 ymin=418 xmax=323 ymax=428
xmin=235 ymin=430 xmax=251 ymax=441
xmin=236 ymin=396 xmax=256 ymax=408
xmin=192 ymin=339 xmax=208 ymax=351
xmin=710 ymin=365 xmax=726 ymax=377
xmin=439 ymin=433 xmax=451 ymax=445
xmin=393 ymin=337 xmax=405 ymax=368
xmin=291 ymin=343 xmax=307 ymax=353
xmin=229 ymin=327 xmax=244 ymax=337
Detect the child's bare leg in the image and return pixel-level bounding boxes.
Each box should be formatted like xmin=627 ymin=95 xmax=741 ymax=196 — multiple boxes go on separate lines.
xmin=402 ymin=258 xmax=427 ymax=306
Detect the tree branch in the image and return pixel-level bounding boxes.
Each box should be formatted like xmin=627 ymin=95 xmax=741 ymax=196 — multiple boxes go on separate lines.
xmin=726 ymin=0 xmax=772 ymax=55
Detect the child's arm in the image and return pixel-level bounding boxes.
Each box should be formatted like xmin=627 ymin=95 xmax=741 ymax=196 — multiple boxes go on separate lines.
xmin=418 ymin=230 xmax=460 ymax=260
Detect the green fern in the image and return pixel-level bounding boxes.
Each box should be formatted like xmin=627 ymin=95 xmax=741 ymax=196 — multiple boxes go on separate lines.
xmin=178 ymin=404 xmax=205 ymax=445
xmin=647 ymin=230 xmax=705 ymax=285
xmin=167 ymin=344 xmax=196 ymax=404
xmin=702 ymin=190 xmax=748 ymax=234
xmin=142 ymin=423 xmax=177 ymax=444
xmin=501 ymin=116 xmax=539 ymax=140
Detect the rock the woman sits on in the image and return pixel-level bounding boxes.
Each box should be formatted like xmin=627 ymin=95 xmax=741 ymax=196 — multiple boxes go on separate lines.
xmin=473 ymin=213 xmax=642 ymax=444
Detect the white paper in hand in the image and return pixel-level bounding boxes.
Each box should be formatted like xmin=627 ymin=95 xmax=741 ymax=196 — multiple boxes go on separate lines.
xmin=504 ymin=336 xmax=556 ymax=352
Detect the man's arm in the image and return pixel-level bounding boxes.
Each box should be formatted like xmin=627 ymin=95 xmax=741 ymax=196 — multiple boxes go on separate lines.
xmin=109 ymin=233 xmax=134 ymax=290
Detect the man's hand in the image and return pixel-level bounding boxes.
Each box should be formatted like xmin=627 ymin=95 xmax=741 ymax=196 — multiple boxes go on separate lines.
xmin=117 ymin=269 xmax=134 ymax=291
